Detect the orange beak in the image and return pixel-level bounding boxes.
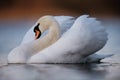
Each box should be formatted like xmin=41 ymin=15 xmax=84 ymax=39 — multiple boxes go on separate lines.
xmin=35 ymin=30 xmax=40 ymax=39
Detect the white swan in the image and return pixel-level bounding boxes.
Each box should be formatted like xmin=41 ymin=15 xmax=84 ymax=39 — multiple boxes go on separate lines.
xmin=8 ymin=15 xmax=110 ymax=63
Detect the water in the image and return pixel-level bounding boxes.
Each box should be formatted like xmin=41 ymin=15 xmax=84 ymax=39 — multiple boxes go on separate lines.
xmin=0 ymin=18 xmax=120 ymax=80
xmin=0 ymin=63 xmax=120 ymax=80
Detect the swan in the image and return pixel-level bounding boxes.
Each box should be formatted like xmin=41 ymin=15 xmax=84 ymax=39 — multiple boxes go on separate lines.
xmin=8 ymin=15 xmax=110 ymax=63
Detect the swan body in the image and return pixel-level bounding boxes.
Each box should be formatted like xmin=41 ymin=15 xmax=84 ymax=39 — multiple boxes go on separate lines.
xmin=8 ymin=15 xmax=109 ymax=63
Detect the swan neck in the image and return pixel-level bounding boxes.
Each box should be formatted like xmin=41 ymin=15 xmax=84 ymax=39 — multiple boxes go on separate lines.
xmin=31 ymin=16 xmax=60 ymax=54
xmin=49 ymin=20 xmax=60 ymax=41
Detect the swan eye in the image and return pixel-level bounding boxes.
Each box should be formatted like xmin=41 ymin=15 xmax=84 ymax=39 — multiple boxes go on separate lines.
xmin=33 ymin=23 xmax=41 ymax=39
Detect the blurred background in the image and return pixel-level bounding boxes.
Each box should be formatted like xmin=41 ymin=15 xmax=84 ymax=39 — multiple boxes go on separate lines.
xmin=0 ymin=0 xmax=120 ymax=63
xmin=0 ymin=0 xmax=120 ymax=19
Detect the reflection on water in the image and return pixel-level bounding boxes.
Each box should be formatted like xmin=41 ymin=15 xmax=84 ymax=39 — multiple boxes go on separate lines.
xmin=0 ymin=63 xmax=120 ymax=80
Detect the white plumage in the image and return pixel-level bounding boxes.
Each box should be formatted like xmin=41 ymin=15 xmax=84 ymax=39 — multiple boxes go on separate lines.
xmin=8 ymin=15 xmax=110 ymax=63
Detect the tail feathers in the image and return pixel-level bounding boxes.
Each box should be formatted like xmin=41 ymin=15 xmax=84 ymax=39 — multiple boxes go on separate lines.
xmin=80 ymin=53 xmax=114 ymax=63
xmin=74 ymin=15 xmax=108 ymax=57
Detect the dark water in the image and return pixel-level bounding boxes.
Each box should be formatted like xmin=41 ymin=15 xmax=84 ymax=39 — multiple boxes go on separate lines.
xmin=0 ymin=19 xmax=120 ymax=80
xmin=0 ymin=63 xmax=120 ymax=80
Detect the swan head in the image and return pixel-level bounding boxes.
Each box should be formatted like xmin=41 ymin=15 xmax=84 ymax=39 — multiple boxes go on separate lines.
xmin=22 ymin=15 xmax=57 ymax=44
xmin=36 ymin=15 xmax=57 ymax=33
xmin=32 ymin=16 xmax=52 ymax=40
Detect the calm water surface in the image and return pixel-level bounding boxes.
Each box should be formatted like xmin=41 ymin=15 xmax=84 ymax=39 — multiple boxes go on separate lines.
xmin=0 ymin=63 xmax=120 ymax=80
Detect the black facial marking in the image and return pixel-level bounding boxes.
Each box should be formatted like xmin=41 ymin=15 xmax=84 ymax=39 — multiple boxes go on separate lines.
xmin=34 ymin=23 xmax=40 ymax=32
xmin=33 ymin=23 xmax=41 ymax=39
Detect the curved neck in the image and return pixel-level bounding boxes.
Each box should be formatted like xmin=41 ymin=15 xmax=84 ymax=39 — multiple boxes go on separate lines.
xmin=27 ymin=16 xmax=60 ymax=55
